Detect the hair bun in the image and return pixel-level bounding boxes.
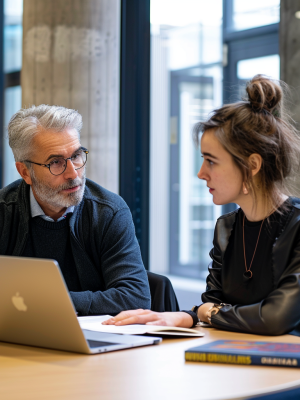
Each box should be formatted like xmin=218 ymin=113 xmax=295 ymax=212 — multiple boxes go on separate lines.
xmin=246 ymin=74 xmax=282 ymax=113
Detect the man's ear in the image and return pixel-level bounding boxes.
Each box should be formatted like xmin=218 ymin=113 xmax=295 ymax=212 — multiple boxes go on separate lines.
xmin=15 ymin=162 xmax=33 ymax=185
xmin=249 ymin=154 xmax=262 ymax=178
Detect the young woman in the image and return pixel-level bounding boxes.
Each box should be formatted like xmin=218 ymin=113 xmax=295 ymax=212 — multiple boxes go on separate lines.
xmin=103 ymin=75 xmax=300 ymax=336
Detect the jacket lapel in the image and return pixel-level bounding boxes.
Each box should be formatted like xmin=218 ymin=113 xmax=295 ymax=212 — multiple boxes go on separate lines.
xmin=216 ymin=210 xmax=238 ymax=256
xmin=12 ymin=181 xmax=31 ymax=256
xmin=272 ymin=205 xmax=300 ymax=286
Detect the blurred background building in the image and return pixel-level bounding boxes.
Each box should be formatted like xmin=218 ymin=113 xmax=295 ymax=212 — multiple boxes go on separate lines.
xmin=1 ymin=0 xmax=298 ymax=308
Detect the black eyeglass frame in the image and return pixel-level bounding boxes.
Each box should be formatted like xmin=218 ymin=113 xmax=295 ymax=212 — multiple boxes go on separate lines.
xmin=24 ymin=147 xmax=89 ymax=176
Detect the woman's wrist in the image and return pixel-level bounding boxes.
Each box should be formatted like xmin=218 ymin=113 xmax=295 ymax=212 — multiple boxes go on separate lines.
xmin=182 ymin=303 xmax=220 ymax=326
xmin=199 ymin=302 xmax=231 ymax=324
xmin=198 ymin=303 xmax=214 ymax=323
xmin=182 ymin=302 xmax=231 ymax=327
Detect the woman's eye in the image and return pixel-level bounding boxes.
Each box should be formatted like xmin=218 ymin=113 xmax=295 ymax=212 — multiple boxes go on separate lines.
xmin=201 ymin=155 xmax=214 ymax=166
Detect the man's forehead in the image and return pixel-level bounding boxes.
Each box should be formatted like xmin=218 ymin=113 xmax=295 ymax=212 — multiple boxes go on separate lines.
xmin=32 ymin=128 xmax=81 ymax=158
xmin=33 ymin=129 xmax=79 ymax=148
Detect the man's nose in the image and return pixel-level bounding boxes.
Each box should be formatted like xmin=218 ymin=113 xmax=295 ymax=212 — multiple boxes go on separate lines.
xmin=63 ymin=159 xmax=78 ymax=179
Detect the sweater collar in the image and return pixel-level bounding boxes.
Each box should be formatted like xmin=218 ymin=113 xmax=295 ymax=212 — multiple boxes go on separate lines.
xmin=29 ymin=186 xmax=75 ymax=222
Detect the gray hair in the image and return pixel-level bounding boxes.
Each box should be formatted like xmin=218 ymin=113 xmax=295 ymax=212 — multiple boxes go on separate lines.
xmin=8 ymin=104 xmax=83 ymax=162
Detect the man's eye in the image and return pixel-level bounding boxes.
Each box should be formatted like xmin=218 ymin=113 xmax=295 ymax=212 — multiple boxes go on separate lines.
xmin=71 ymin=153 xmax=80 ymax=161
xmin=50 ymin=159 xmax=63 ymax=165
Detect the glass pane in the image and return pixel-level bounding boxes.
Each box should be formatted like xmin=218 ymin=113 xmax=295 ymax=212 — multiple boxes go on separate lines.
xmin=2 ymin=0 xmax=23 ymax=188
xmin=233 ymin=0 xmax=280 ymax=31
xmin=3 ymin=86 xmax=22 ymax=186
xmin=4 ymin=0 xmax=23 ymax=72
xmin=237 ymin=55 xmax=280 ymax=99
xmin=237 ymin=55 xmax=280 ymax=80
xmin=4 ymin=25 xmax=22 ymax=73
xmin=178 ymin=81 xmax=222 ymax=267
xmin=149 ymin=0 xmax=223 ymax=280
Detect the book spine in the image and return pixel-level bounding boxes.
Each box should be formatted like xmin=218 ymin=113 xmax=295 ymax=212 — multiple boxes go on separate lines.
xmin=185 ymin=351 xmax=299 ymax=367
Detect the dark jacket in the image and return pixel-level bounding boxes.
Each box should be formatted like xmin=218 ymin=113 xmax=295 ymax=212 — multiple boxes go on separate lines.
xmin=203 ymin=198 xmax=300 ymax=336
xmin=0 ymin=179 xmax=151 ymax=315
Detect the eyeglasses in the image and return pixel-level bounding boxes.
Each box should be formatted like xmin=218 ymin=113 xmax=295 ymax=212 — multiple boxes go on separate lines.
xmin=25 ymin=148 xmax=89 ymax=176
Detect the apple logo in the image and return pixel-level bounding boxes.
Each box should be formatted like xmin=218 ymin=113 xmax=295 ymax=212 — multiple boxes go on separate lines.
xmin=12 ymin=292 xmax=27 ymax=312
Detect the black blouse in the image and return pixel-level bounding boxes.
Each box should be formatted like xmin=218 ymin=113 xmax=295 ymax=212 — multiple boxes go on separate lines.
xmin=222 ymin=204 xmax=289 ymax=306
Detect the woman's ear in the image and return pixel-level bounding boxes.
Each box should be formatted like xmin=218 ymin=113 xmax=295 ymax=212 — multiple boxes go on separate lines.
xmin=249 ymin=153 xmax=262 ymax=177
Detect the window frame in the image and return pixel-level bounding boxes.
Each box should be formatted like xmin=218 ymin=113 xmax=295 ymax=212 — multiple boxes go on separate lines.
xmin=119 ymin=0 xmax=151 ymax=270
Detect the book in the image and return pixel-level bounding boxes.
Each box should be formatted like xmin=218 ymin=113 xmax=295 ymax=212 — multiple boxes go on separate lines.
xmin=185 ymin=340 xmax=300 ymax=367
xmin=78 ymin=315 xmax=204 ymax=337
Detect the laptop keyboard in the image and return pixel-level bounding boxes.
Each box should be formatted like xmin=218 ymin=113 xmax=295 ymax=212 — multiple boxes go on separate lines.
xmin=87 ymin=340 xmax=118 ymax=348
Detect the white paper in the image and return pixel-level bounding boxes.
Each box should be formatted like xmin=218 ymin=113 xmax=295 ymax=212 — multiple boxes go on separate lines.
xmin=78 ymin=315 xmax=204 ymax=337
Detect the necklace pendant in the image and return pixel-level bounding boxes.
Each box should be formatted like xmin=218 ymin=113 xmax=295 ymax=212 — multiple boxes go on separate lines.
xmin=243 ymin=270 xmax=253 ymax=280
xmin=242 ymin=214 xmax=264 ymax=283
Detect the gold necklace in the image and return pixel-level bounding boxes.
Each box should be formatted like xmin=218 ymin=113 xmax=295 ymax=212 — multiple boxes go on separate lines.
xmin=242 ymin=214 xmax=265 ymax=279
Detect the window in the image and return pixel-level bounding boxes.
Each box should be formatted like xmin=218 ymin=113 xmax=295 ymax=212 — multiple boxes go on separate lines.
xmin=150 ymin=0 xmax=223 ymax=279
xmin=150 ymin=0 xmax=280 ymax=285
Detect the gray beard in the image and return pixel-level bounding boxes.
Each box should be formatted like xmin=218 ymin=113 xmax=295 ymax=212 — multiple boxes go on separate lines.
xmin=30 ymin=169 xmax=86 ymax=210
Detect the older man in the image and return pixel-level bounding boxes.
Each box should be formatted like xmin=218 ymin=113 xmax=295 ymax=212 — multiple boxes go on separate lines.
xmin=0 ymin=104 xmax=150 ymax=315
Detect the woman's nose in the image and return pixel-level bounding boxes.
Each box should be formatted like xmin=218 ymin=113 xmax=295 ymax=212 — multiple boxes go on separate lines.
xmin=197 ymin=163 xmax=207 ymax=180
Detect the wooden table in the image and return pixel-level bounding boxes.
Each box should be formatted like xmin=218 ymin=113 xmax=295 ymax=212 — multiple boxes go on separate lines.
xmin=1 ymin=327 xmax=300 ymax=400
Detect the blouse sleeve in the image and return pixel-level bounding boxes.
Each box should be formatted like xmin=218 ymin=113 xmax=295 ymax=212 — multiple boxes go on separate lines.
xmin=210 ymin=234 xmax=300 ymax=336
xmin=201 ymin=213 xmax=237 ymax=305
xmin=201 ymin=247 xmax=226 ymax=304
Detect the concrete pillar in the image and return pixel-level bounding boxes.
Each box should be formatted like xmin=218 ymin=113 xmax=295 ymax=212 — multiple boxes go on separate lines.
xmin=22 ymin=0 xmax=120 ymax=193
xmin=280 ymin=0 xmax=300 ymax=193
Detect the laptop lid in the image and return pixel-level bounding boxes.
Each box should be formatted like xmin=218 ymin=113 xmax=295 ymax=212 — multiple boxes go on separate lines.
xmin=0 ymin=256 xmax=161 ymax=354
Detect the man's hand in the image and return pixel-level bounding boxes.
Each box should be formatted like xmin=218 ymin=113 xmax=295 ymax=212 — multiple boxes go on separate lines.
xmin=102 ymin=309 xmax=194 ymax=328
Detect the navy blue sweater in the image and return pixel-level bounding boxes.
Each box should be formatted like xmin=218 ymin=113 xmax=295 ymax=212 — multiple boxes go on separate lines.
xmin=0 ymin=179 xmax=151 ymax=315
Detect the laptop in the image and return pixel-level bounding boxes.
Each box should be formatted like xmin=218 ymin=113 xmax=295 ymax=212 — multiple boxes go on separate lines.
xmin=0 ymin=256 xmax=162 ymax=354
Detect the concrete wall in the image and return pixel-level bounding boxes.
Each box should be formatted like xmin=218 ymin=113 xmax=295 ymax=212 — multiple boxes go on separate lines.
xmin=22 ymin=0 xmax=120 ymax=193
xmin=280 ymin=0 xmax=300 ymax=95
xmin=280 ymin=0 xmax=300 ymax=194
